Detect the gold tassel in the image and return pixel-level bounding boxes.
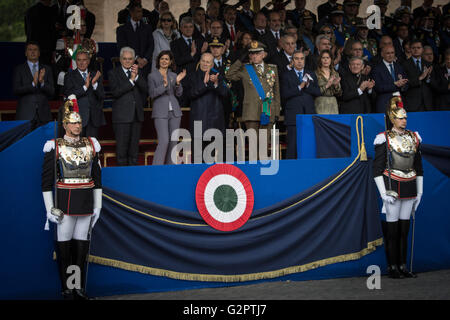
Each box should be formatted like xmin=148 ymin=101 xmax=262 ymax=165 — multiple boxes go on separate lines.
xmin=360 ymin=141 xmax=368 ymax=161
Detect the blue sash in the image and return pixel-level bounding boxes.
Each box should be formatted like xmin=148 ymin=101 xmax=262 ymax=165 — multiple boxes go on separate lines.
xmin=334 ymin=29 xmax=346 ymax=47
xmin=245 ymin=64 xmax=266 ymax=101
xmin=245 ymin=64 xmax=270 ymax=125
xmin=363 ymin=47 xmax=373 ymax=61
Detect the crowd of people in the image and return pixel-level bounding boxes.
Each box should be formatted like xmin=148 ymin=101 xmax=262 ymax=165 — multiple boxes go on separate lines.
xmin=15 ymin=0 xmax=450 ymax=163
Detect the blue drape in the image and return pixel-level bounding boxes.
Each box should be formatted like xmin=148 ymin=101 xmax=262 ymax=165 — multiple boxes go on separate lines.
xmin=90 ymin=160 xmax=383 ymax=282
xmin=421 ymin=144 xmax=450 ymax=178
xmin=0 ymin=121 xmax=31 ymax=152
xmin=313 ymin=116 xmax=351 ymax=158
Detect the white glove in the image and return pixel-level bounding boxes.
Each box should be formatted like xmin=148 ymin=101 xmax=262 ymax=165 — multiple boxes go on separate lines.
xmin=47 ymin=210 xmax=60 ymax=224
xmin=374 ymin=176 xmax=396 ymax=204
xmin=43 ymin=191 xmax=62 ymax=230
xmin=92 ymin=188 xmax=103 ymax=228
xmin=414 ymin=176 xmax=423 ymax=211
xmin=414 ymin=193 xmax=422 ymax=211
xmin=92 ymin=208 xmax=101 ymax=227
xmin=381 ymin=193 xmax=396 ymax=204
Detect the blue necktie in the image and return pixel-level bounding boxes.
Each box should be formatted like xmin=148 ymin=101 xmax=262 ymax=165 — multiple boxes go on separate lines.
xmin=389 ymin=64 xmax=396 ymax=81
xmin=416 ymin=59 xmax=421 ymax=72
xmin=82 ymin=72 xmax=87 ymax=81
xmin=298 ymin=71 xmax=303 ymax=83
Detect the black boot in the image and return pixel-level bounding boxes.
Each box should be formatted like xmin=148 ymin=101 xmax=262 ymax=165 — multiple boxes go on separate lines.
xmin=398 ymin=220 xmax=417 ymax=278
xmin=55 ymin=240 xmax=75 ymax=300
xmin=72 ymin=239 xmax=91 ymax=300
xmin=386 ymin=221 xmax=404 ymax=279
xmin=381 ymin=220 xmax=392 ymax=274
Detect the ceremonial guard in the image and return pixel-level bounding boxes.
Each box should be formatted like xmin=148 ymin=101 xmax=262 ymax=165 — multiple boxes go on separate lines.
xmin=41 ymin=96 xmax=102 ymax=299
xmin=225 ymin=40 xmax=281 ymax=160
xmin=373 ymin=95 xmax=423 ymax=279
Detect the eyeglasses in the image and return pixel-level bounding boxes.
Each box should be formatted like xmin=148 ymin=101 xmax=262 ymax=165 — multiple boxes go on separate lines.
xmin=161 ymin=18 xmax=172 ymax=22
xmin=323 ymin=31 xmax=332 ymax=34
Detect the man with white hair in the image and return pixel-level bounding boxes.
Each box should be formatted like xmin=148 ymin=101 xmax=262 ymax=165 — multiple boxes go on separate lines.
xmin=107 ymin=47 xmax=148 ymax=166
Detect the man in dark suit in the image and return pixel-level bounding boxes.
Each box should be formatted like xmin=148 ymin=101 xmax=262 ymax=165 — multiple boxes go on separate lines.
xmin=430 ymin=51 xmax=450 ymax=110
xmin=236 ymin=0 xmax=255 ymax=32
xmin=222 ymin=5 xmax=243 ymax=50
xmin=401 ymin=40 xmax=433 ymax=112
xmin=13 ymin=41 xmax=54 ymax=129
xmin=270 ymin=35 xmax=296 ymax=73
xmin=280 ymin=50 xmax=320 ymax=159
xmin=251 ymin=11 xmax=267 ymax=42
xmin=340 ymin=57 xmax=374 ymax=114
xmin=108 ymin=47 xmax=148 ymax=166
xmin=170 ymin=16 xmax=207 ymax=107
xmin=116 ymin=3 xmax=154 ymax=77
xmin=148 ymin=0 xmax=163 ymax=30
xmin=24 ymin=0 xmax=57 ymax=66
xmin=179 ymin=0 xmax=201 ymax=23
xmin=317 ymin=0 xmax=339 ymax=22
xmin=371 ymin=45 xmax=409 ymax=113
xmin=63 ymin=50 xmax=106 ymax=138
xmin=261 ymin=11 xmax=284 ymax=61
xmin=117 ymin=0 xmax=153 ymax=25
xmin=393 ymin=23 xmax=410 ymax=64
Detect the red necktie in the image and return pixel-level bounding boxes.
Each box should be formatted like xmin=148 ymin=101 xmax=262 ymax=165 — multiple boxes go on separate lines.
xmin=230 ymin=25 xmax=235 ymax=42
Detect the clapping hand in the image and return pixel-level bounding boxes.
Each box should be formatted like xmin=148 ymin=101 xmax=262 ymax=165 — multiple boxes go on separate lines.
xmin=84 ymin=72 xmax=91 ymax=88
xmin=91 ymin=71 xmax=101 ymax=85
xmin=419 ymin=66 xmax=433 ymax=81
xmin=209 ymin=73 xmax=219 ymax=85
xmin=176 ymin=69 xmax=187 ymax=85
xmin=333 ymin=75 xmax=341 ymax=86
xmin=130 ymin=64 xmax=139 ymax=81
xmin=191 ymin=40 xmax=197 ymax=57
xmin=204 ymin=70 xmax=210 ymax=84
xmin=38 ymin=68 xmax=46 ymax=84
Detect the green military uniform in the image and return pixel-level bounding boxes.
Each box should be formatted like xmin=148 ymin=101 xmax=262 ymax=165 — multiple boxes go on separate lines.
xmin=225 ymin=42 xmax=281 ymax=125
xmin=225 ymin=41 xmax=281 ymax=160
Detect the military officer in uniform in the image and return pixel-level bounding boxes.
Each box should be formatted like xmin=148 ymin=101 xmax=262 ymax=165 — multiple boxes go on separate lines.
xmin=225 ymin=40 xmax=281 ymax=161
xmin=209 ymin=37 xmax=236 ymax=129
xmin=330 ymin=5 xmax=352 ymax=48
xmin=343 ymin=0 xmax=363 ymax=35
xmin=373 ymin=94 xmax=423 ymax=279
xmin=354 ymin=21 xmax=378 ymax=62
xmin=42 ymin=95 xmax=102 ymax=299
xmin=415 ymin=13 xmax=441 ymax=61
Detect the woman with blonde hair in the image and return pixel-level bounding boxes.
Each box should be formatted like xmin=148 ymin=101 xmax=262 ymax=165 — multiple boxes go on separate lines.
xmin=314 ymin=50 xmax=342 ymax=114
xmin=151 ymin=11 xmax=180 ymax=71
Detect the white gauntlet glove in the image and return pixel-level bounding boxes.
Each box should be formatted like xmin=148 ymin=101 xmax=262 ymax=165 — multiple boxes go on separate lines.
xmin=414 ymin=176 xmax=423 ymax=211
xmin=374 ymin=176 xmax=396 ymax=204
xmin=42 ymin=191 xmax=62 ymax=230
xmin=91 ymin=189 xmax=102 ymax=228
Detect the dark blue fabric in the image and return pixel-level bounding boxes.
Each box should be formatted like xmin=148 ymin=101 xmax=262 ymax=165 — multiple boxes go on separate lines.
xmin=313 ymin=116 xmax=351 ymax=158
xmin=90 ymin=161 xmax=382 ymax=278
xmin=421 ymin=144 xmax=450 ymax=177
xmin=0 ymin=121 xmax=32 ymax=152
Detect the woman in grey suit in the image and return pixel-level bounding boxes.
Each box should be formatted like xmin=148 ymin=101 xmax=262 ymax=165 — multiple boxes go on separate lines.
xmin=148 ymin=50 xmax=186 ymax=165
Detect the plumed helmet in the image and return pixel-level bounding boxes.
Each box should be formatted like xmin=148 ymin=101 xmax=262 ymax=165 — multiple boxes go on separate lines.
xmin=63 ymin=94 xmax=82 ymax=124
xmin=387 ymin=93 xmax=407 ymax=125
